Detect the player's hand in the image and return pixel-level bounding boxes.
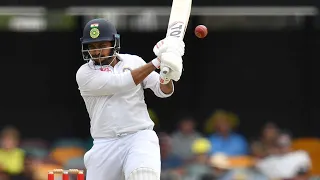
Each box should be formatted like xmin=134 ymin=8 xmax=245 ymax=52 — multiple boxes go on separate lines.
xmin=153 ymin=37 xmax=185 ymax=57
xmin=159 ymin=51 xmax=183 ymax=82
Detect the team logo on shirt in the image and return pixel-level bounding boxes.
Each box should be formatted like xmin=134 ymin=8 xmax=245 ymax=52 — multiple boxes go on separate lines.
xmin=123 ymin=67 xmax=132 ymax=72
xmin=100 ymin=66 xmax=112 ymax=72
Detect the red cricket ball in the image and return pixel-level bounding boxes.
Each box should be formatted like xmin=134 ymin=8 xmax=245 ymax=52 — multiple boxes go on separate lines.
xmin=194 ymin=25 xmax=208 ymax=39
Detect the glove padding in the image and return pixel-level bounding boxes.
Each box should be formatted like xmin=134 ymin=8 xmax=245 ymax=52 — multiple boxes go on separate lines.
xmin=153 ymin=37 xmax=185 ymax=57
xmin=159 ymin=51 xmax=183 ymax=82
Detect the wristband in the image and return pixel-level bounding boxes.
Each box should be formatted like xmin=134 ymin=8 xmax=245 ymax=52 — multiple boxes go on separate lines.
xmin=151 ymin=58 xmax=160 ymax=69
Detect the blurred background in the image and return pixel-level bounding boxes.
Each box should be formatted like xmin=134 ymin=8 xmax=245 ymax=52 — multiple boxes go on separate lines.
xmin=1 ymin=0 xmax=320 ymax=179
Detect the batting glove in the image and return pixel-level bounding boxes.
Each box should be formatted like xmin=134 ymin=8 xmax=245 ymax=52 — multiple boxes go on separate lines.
xmin=153 ymin=37 xmax=185 ymax=57
xmin=159 ymin=51 xmax=183 ymax=82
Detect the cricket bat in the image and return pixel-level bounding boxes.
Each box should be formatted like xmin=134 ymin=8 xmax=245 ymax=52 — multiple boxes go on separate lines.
xmin=160 ymin=0 xmax=192 ymax=81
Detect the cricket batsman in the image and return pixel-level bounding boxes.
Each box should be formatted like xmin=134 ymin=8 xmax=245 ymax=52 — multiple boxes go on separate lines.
xmin=76 ymin=18 xmax=184 ymax=180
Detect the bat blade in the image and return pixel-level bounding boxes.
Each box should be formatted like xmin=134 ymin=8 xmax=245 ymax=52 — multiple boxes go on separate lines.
xmin=160 ymin=0 xmax=192 ymax=80
xmin=166 ymin=0 xmax=192 ymax=40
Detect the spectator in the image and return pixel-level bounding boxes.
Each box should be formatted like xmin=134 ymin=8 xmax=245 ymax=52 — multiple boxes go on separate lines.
xmin=203 ymin=153 xmax=268 ymax=180
xmin=255 ymin=131 xmax=311 ymax=179
xmin=0 ymin=172 xmax=9 ymax=180
xmin=204 ymin=153 xmax=234 ymax=180
xmin=0 ymin=126 xmax=26 ymax=177
xmin=171 ymin=116 xmax=202 ymax=161
xmin=159 ymin=132 xmax=184 ymax=170
xmin=16 ymin=153 xmax=36 ymax=180
xmin=159 ymin=132 xmax=184 ymax=180
xmin=183 ymin=138 xmax=212 ymax=180
xmin=250 ymin=122 xmax=280 ymax=158
xmin=207 ymin=110 xmax=248 ymax=156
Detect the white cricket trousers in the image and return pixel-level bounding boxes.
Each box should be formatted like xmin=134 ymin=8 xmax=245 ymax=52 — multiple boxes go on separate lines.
xmin=84 ymin=130 xmax=161 ymax=180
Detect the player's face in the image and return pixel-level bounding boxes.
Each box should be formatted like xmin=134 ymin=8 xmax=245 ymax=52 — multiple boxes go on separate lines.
xmin=88 ymin=41 xmax=112 ymax=62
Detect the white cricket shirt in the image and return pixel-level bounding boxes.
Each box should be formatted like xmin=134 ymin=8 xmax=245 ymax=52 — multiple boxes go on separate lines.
xmin=76 ymin=54 xmax=173 ymax=139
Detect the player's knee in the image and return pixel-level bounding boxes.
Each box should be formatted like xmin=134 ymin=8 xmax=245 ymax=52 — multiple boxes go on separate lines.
xmin=127 ymin=167 xmax=159 ymax=180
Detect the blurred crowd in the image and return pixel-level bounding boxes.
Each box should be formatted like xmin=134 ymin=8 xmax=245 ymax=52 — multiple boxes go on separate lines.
xmin=158 ymin=110 xmax=317 ymax=180
xmin=0 ymin=109 xmax=319 ymax=180
xmin=0 ymin=126 xmax=90 ymax=180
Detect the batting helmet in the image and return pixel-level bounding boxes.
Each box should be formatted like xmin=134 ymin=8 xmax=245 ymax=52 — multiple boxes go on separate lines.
xmin=80 ymin=18 xmax=120 ymax=61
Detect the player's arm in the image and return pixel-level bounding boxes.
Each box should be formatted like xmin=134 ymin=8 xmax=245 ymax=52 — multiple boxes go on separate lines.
xmin=142 ymin=71 xmax=174 ymax=97
xmin=131 ymin=61 xmax=157 ymax=85
xmin=76 ymin=60 xmax=159 ymax=96
xmin=133 ymin=61 xmax=174 ymax=94
xmin=135 ymin=56 xmax=174 ymax=97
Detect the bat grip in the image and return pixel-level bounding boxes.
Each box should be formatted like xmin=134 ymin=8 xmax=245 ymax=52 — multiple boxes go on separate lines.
xmin=160 ymin=66 xmax=170 ymax=84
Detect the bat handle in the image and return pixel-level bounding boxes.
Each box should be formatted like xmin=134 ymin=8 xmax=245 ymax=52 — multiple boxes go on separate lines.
xmin=162 ymin=67 xmax=170 ymax=75
xmin=160 ymin=66 xmax=170 ymax=84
